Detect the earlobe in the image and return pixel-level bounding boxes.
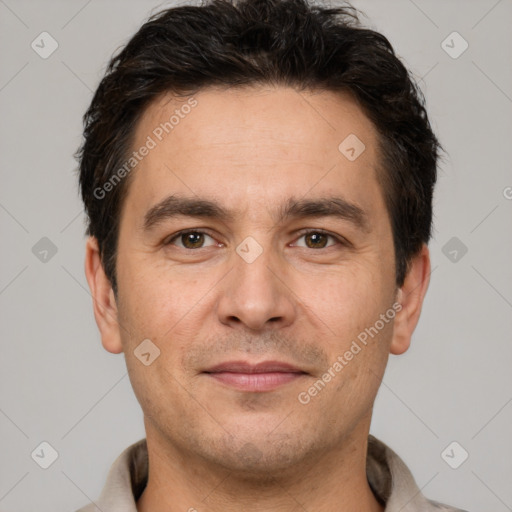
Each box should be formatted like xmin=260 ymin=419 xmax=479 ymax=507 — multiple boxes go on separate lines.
xmin=84 ymin=236 xmax=124 ymax=354
xmin=389 ymin=244 xmax=431 ymax=355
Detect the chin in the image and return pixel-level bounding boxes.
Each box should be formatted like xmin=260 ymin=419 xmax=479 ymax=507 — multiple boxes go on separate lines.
xmin=199 ymin=426 xmax=320 ymax=476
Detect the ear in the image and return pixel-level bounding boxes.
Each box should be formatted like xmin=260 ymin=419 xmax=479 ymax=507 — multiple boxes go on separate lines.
xmin=84 ymin=236 xmax=123 ymax=354
xmin=390 ymin=244 xmax=431 ymax=355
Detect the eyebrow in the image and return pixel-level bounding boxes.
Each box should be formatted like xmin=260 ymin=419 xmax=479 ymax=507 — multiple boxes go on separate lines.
xmin=143 ymin=194 xmax=370 ymax=233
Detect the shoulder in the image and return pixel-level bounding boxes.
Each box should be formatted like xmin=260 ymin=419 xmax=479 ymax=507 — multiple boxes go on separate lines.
xmin=367 ymin=435 xmax=468 ymax=512
xmin=427 ymin=499 xmax=469 ymax=512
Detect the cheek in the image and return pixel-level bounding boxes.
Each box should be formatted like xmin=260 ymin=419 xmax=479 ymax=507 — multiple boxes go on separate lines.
xmin=117 ymin=253 xmax=201 ymax=332
xmin=292 ymin=261 xmax=395 ymax=391
xmin=295 ymin=263 xmax=387 ymax=328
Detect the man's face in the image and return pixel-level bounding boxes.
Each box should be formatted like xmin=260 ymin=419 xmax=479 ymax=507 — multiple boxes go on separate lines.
xmin=107 ymin=86 xmax=400 ymax=471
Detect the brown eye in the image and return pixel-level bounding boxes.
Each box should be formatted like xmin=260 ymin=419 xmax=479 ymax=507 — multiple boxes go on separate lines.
xmin=167 ymin=231 xmax=216 ymax=249
xmin=304 ymin=232 xmax=329 ymax=248
xmin=181 ymin=232 xmax=205 ymax=249
xmin=294 ymin=231 xmax=339 ymax=249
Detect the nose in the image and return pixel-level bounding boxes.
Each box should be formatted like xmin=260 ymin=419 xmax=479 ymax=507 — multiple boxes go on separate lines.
xmin=216 ymin=244 xmax=296 ymax=332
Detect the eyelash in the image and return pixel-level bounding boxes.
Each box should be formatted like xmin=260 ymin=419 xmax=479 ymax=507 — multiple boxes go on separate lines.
xmin=164 ymin=228 xmax=347 ymax=250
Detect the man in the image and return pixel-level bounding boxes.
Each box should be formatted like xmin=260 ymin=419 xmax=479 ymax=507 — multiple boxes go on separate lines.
xmin=76 ymin=0 xmax=467 ymax=510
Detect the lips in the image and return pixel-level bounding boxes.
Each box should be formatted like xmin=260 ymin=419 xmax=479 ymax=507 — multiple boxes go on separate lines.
xmin=203 ymin=360 xmax=307 ymax=392
xmin=204 ymin=360 xmax=306 ymax=374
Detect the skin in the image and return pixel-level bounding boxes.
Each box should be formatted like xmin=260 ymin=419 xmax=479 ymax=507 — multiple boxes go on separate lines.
xmin=85 ymin=86 xmax=430 ymax=512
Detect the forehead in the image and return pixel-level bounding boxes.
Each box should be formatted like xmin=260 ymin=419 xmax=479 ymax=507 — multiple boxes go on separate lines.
xmin=123 ymin=86 xmax=383 ymax=225
xmin=136 ymin=85 xmax=377 ymax=159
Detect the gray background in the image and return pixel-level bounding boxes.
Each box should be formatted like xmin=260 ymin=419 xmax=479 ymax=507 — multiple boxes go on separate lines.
xmin=1 ymin=0 xmax=511 ymax=511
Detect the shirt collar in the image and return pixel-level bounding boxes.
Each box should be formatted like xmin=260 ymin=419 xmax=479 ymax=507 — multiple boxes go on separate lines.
xmin=79 ymin=435 xmax=464 ymax=512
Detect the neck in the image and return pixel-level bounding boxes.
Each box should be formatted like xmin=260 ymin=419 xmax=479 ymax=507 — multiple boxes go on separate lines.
xmin=136 ymin=417 xmax=384 ymax=512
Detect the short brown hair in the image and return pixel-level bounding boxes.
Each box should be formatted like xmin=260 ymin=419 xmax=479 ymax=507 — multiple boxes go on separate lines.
xmin=77 ymin=0 xmax=441 ymax=295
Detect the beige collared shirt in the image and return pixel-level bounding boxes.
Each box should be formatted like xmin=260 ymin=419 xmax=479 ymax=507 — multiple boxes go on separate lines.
xmin=76 ymin=435 xmax=467 ymax=511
